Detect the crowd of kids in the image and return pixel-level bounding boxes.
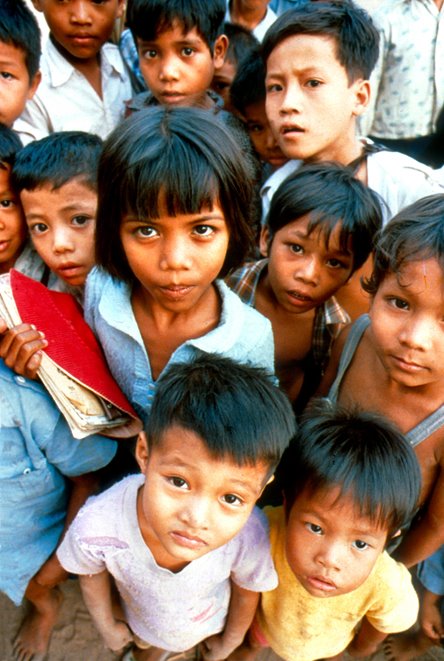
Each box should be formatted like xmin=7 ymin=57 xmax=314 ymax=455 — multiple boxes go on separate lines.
xmin=1 ymin=0 xmax=444 ymax=660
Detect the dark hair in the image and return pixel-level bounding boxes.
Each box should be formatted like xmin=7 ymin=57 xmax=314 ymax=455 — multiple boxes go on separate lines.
xmin=230 ymin=48 xmax=266 ymax=115
xmin=363 ymin=194 xmax=444 ymax=296
xmin=126 ymin=0 xmax=225 ymax=53
xmin=267 ymin=161 xmax=382 ymax=272
xmin=0 ymin=0 xmax=41 ymax=81
xmin=224 ymin=22 xmax=260 ymax=67
xmin=11 ymin=131 xmax=103 ymax=193
xmin=146 ymin=354 xmax=296 ymax=475
xmin=282 ymin=400 xmax=421 ymax=538
xmin=262 ymin=1 xmax=379 ymax=82
xmin=96 ymin=106 xmax=257 ymax=281
xmin=0 ymin=124 xmax=22 ymax=171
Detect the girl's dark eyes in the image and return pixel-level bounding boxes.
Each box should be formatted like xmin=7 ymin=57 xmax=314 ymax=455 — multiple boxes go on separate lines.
xmin=306 ymin=522 xmax=323 ymax=535
xmin=0 ymin=199 xmax=14 ymax=208
xmin=289 ymin=243 xmax=303 ymax=254
xmin=72 ymin=215 xmax=90 ymax=226
xmin=193 ymin=225 xmax=214 ymax=237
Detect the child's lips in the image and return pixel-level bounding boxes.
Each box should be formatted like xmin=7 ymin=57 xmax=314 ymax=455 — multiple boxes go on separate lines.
xmin=170 ymin=530 xmax=208 ymax=549
xmin=280 ymin=124 xmax=305 ymax=135
xmin=0 ymin=239 xmax=11 ymax=252
xmin=306 ymin=575 xmax=337 ymax=592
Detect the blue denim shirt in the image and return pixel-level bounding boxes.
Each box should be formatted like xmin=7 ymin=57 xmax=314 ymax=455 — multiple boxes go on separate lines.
xmin=0 ymin=362 xmax=117 ymax=604
xmin=84 ymin=269 xmax=275 ymax=423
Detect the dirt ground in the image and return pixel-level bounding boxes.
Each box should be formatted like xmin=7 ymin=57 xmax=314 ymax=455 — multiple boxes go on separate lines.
xmin=1 ymin=579 xmax=444 ymax=661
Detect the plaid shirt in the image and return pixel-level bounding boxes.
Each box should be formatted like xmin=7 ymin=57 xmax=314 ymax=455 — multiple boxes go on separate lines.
xmin=226 ymin=259 xmax=350 ymax=371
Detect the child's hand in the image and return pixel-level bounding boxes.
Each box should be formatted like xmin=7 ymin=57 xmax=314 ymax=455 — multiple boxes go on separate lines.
xmin=0 ymin=319 xmax=47 ymax=379
xmin=421 ymin=591 xmax=444 ymax=642
xmin=200 ymin=633 xmax=243 ymax=660
xmin=101 ymin=620 xmax=133 ymax=652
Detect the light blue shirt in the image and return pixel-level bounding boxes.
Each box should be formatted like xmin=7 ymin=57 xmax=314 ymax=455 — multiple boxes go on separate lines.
xmin=269 ymin=0 xmax=308 ymax=15
xmin=84 ymin=269 xmax=275 ymax=423
xmin=0 ymin=361 xmax=117 ymax=605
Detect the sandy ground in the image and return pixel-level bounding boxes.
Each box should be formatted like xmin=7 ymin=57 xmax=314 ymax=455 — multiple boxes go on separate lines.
xmin=1 ymin=579 xmax=444 ymax=661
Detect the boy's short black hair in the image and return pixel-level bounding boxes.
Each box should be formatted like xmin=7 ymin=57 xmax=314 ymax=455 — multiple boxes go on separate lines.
xmin=364 ymin=194 xmax=444 ymax=296
xmin=96 ymin=105 xmax=257 ymax=281
xmin=12 ymin=131 xmax=103 ymax=193
xmin=0 ymin=124 xmax=22 ymax=171
xmin=0 ymin=0 xmax=41 ymax=81
xmin=262 ymin=1 xmax=379 ymax=82
xmin=267 ymin=162 xmax=382 ymax=273
xmin=230 ymin=49 xmax=266 ymax=116
xmin=224 ymin=22 xmax=260 ymax=67
xmin=282 ymin=400 xmax=421 ymax=538
xmin=126 ymin=0 xmax=225 ymax=53
xmin=146 ymin=354 xmax=296 ymax=476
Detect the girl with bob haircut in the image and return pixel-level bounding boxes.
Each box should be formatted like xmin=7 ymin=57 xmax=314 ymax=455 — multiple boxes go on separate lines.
xmin=85 ymin=106 xmax=275 ymax=422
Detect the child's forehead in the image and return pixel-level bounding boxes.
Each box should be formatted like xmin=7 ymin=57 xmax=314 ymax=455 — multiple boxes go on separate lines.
xmin=277 ymin=212 xmax=351 ymax=249
xmin=269 ymin=32 xmax=341 ymax=67
xmin=0 ymin=39 xmax=28 ymax=69
xmin=151 ymin=19 xmax=209 ymax=46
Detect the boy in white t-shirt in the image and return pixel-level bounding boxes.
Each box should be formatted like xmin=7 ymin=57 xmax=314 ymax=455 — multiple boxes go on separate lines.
xmin=58 ymin=355 xmax=296 ymax=661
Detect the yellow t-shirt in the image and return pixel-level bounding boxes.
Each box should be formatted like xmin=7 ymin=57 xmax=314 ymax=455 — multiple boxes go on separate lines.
xmin=256 ymin=506 xmax=418 ymax=661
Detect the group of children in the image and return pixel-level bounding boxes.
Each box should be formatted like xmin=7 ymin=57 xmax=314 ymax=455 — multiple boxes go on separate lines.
xmin=1 ymin=0 xmax=444 ymax=660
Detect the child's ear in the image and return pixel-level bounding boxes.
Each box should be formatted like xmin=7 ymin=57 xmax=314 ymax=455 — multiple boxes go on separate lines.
xmin=115 ymin=0 xmax=125 ymax=20
xmin=213 ymin=34 xmax=229 ymax=71
xmin=135 ymin=432 xmax=150 ymax=473
xmin=259 ymin=473 xmax=274 ymax=497
xmin=28 ymin=71 xmax=41 ymax=102
xmin=351 ymin=79 xmax=371 ymax=117
xmin=259 ymin=225 xmax=270 ymax=257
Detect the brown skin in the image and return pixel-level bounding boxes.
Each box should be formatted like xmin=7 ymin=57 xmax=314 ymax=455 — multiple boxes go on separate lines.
xmin=319 ymin=324 xmax=444 ymax=569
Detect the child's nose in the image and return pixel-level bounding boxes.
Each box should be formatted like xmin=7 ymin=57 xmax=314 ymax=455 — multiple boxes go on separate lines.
xmin=159 ymin=56 xmax=180 ymax=82
xmin=159 ymin=238 xmax=193 ymax=271
xmin=315 ymin=542 xmax=343 ymax=571
xmin=53 ymin=229 xmax=75 ymax=254
xmin=294 ymin=256 xmax=320 ymax=285
xmin=179 ymin=497 xmax=210 ymax=530
xmin=399 ymin=315 xmax=434 ymax=352
xmin=280 ymin=82 xmax=303 ymax=115
xmin=70 ymin=0 xmax=93 ymax=24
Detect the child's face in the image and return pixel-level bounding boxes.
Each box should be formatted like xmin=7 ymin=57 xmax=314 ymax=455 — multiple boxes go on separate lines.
xmin=135 ymin=426 xmax=270 ymax=571
xmin=264 ymin=214 xmax=354 ymax=314
xmin=20 ymin=178 xmax=96 ymax=286
xmin=0 ymin=41 xmax=40 ymax=127
xmin=120 ymin=201 xmax=230 ymax=313
xmin=369 ymin=258 xmax=444 ymax=390
xmin=285 ymin=485 xmax=387 ymax=597
xmin=242 ymin=100 xmax=287 ymax=170
xmin=0 ymin=165 xmax=27 ymax=274
xmin=265 ymin=34 xmax=369 ymax=163
xmin=34 ymin=0 xmax=124 ymax=64
xmin=137 ymin=23 xmax=227 ymax=107
xmin=211 ymin=57 xmax=237 ymax=108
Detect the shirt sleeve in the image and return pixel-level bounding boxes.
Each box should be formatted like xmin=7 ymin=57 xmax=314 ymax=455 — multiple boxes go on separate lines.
xmin=57 ymin=493 xmax=114 ymax=575
xmin=230 ymin=507 xmax=278 ymax=592
xmin=365 ymin=553 xmax=419 ymax=633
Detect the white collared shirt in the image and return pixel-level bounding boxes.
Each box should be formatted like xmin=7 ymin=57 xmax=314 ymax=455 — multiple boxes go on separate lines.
xmin=14 ymin=38 xmax=132 ymax=142
xmin=360 ymin=0 xmax=444 ymax=138
xmin=225 ymin=3 xmax=277 ymax=42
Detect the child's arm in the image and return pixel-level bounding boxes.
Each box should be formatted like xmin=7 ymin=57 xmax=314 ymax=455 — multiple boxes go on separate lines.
xmin=346 ymin=617 xmax=388 ymax=658
xmin=0 ymin=318 xmax=45 ymax=379
xmin=201 ymin=582 xmax=259 ymax=661
xmin=394 ymin=468 xmax=444 ymax=568
xmin=80 ymin=571 xmax=134 ymax=652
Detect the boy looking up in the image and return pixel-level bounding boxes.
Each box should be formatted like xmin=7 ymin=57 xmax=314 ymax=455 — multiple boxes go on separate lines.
xmin=57 ymin=355 xmax=296 ymax=661
xmin=226 ymin=162 xmax=382 ymax=409
xmin=0 ymin=0 xmax=41 ymax=128
xmin=237 ymin=402 xmax=420 ymax=660
xmin=125 ymin=0 xmax=228 ymax=111
xmin=14 ymin=0 xmax=132 ymax=142
xmin=261 ymin=1 xmax=444 ymax=225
